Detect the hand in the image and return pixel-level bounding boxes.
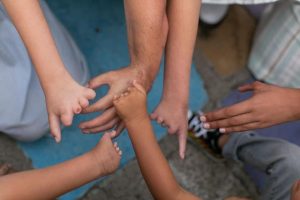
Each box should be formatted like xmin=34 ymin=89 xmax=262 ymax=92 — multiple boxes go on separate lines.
xmin=113 ymin=81 xmax=148 ymax=124
xmin=292 ymin=180 xmax=300 ymax=200
xmin=45 ymin=75 xmax=96 ymax=143
xmin=151 ymin=100 xmax=188 ymax=159
xmin=202 ymin=81 xmax=300 ymax=133
xmin=79 ymin=66 xmax=152 ymax=135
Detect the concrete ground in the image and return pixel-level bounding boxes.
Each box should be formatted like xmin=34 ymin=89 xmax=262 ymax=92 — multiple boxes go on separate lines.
xmin=0 ymin=5 xmax=260 ymax=200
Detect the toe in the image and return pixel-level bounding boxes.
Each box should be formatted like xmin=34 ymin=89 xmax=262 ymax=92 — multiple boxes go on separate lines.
xmin=157 ymin=116 xmax=164 ymax=124
xmin=60 ymin=112 xmax=73 ymax=126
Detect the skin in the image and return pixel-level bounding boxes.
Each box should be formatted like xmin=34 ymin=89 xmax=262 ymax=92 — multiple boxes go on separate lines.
xmin=79 ymin=0 xmax=167 ymax=135
xmin=1 ymin=0 xmax=96 ymax=142
xmin=0 ymin=132 xmax=122 ymax=200
xmin=201 ymin=81 xmax=300 ymax=133
xmin=151 ymin=0 xmax=201 ymax=159
xmin=113 ymin=82 xmax=200 ymax=200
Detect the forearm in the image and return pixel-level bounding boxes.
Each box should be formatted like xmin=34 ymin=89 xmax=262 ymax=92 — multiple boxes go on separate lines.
xmin=0 ymin=152 xmax=100 ymax=200
xmin=163 ymin=0 xmax=201 ymax=102
xmin=124 ymin=0 xmax=167 ymax=90
xmin=2 ymin=0 xmax=70 ymax=91
xmin=126 ymin=118 xmax=198 ymax=200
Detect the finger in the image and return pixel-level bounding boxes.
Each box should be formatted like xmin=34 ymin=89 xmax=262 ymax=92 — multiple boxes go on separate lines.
xmin=73 ymin=105 xmax=82 ymax=114
xmin=115 ymin=122 xmax=125 ymax=136
xmin=79 ymin=98 xmax=89 ymax=108
xmin=204 ymin=113 xmax=257 ymax=129
xmin=167 ymin=126 xmax=177 ymax=135
xmin=220 ymin=122 xmax=261 ymax=133
xmin=204 ymin=101 xmax=252 ymax=122
xmin=83 ymin=117 xmax=120 ymax=134
xmin=88 ymin=73 xmax=110 ymax=89
xmin=82 ymin=93 xmax=113 ymax=113
xmin=60 ymin=111 xmax=74 ymax=127
xmin=238 ymin=83 xmax=256 ymax=92
xmin=85 ymin=89 xmax=96 ymax=100
xmin=133 ymin=80 xmax=146 ymax=95
xmin=49 ymin=114 xmax=62 ymax=143
xmin=80 ymin=107 xmax=116 ymax=129
xmin=238 ymin=81 xmax=263 ymax=92
xmin=178 ymin=129 xmax=187 ymax=159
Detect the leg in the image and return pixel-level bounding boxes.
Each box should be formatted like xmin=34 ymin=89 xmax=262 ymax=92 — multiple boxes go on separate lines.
xmin=223 ymin=133 xmax=300 ymax=200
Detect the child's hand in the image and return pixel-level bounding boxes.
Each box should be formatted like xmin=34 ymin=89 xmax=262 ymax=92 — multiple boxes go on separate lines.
xmin=45 ymin=77 xmax=96 ymax=143
xmin=113 ymin=81 xmax=148 ymax=124
xmin=151 ymin=100 xmax=188 ymax=159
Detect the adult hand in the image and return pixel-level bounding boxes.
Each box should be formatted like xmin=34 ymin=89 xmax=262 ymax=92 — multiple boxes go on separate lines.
xmin=202 ymin=81 xmax=300 ymax=133
xmin=79 ymin=65 xmax=152 ymax=136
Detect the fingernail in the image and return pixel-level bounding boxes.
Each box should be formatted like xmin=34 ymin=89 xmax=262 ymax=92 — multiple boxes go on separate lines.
xmin=203 ymin=123 xmax=210 ymax=129
xmin=83 ymin=130 xmax=90 ymax=134
xmin=200 ymin=116 xmax=207 ymax=122
xmin=219 ymin=128 xmax=226 ymax=133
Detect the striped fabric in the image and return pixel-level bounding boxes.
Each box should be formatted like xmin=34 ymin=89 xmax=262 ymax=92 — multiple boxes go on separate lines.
xmin=248 ymin=0 xmax=300 ymax=88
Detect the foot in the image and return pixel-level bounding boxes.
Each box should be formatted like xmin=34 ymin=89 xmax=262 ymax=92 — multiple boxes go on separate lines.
xmin=151 ymin=100 xmax=188 ymax=159
xmin=0 ymin=163 xmax=12 ymax=176
xmin=45 ymin=74 xmax=96 ymax=143
xmin=90 ymin=131 xmax=122 ymax=176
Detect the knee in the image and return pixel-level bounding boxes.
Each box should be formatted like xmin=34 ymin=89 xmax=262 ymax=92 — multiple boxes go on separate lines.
xmin=8 ymin=123 xmax=48 ymax=142
xmin=276 ymin=143 xmax=300 ymax=177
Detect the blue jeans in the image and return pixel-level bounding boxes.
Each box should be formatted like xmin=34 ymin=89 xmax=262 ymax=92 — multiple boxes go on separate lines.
xmin=223 ymin=132 xmax=300 ymax=200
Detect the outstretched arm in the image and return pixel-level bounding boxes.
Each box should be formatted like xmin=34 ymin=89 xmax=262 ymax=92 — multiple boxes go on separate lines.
xmin=0 ymin=132 xmax=121 ymax=200
xmin=2 ymin=0 xmax=95 ymax=142
xmin=79 ymin=0 xmax=168 ymax=135
xmin=151 ymin=0 xmax=201 ymax=159
xmin=113 ymin=83 xmax=200 ymax=200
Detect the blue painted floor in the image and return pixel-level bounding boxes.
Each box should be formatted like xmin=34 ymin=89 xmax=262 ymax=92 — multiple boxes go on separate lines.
xmin=18 ymin=1 xmax=208 ymax=199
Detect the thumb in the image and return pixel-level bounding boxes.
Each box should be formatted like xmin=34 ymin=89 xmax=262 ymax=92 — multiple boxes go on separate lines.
xmin=88 ymin=73 xmax=111 ymax=89
xmin=178 ymin=129 xmax=187 ymax=159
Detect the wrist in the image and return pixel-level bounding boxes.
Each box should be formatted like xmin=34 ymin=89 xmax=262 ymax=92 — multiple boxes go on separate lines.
xmin=289 ymin=88 xmax=300 ymax=120
xmin=124 ymin=114 xmax=150 ymax=129
xmin=129 ymin=63 xmax=159 ymax=92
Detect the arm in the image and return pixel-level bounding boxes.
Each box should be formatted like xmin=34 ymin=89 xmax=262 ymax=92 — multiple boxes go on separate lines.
xmin=0 ymin=132 xmax=121 ymax=200
xmin=202 ymin=82 xmax=300 ymax=133
xmin=151 ymin=0 xmax=201 ymax=159
xmin=2 ymin=0 xmax=95 ymax=142
xmin=79 ymin=0 xmax=168 ymax=135
xmin=113 ymin=83 xmax=200 ymax=200
xmin=0 ymin=153 xmax=99 ymax=200
xmin=127 ymin=117 xmax=199 ymax=200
